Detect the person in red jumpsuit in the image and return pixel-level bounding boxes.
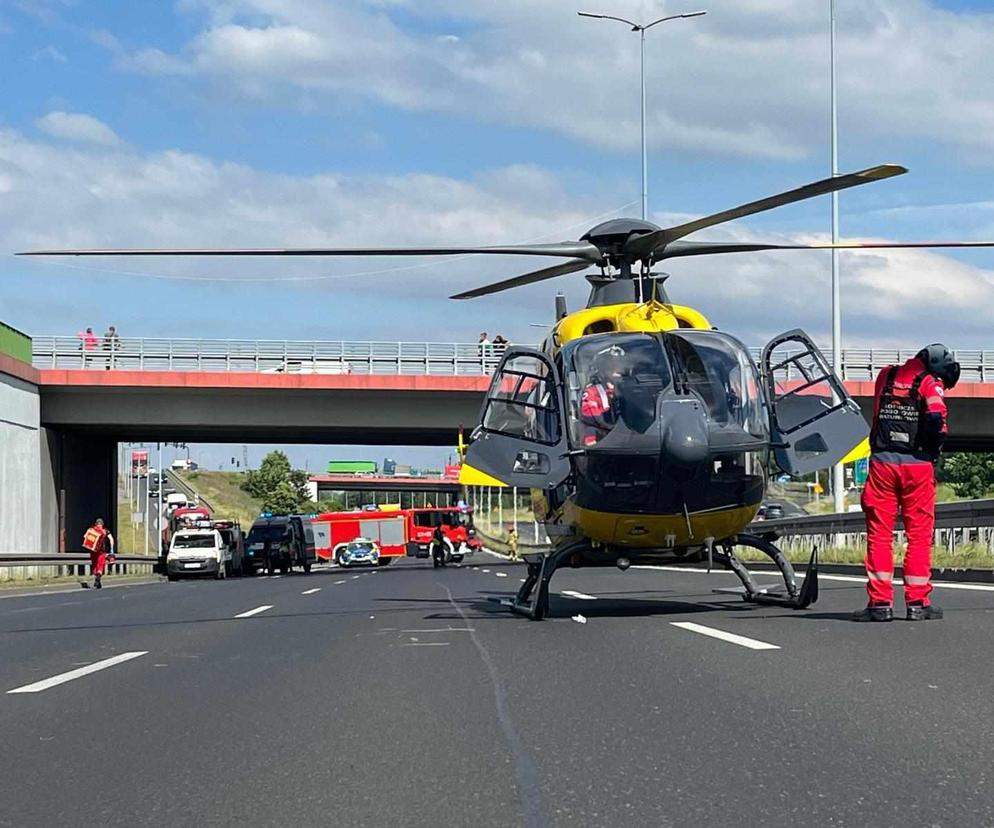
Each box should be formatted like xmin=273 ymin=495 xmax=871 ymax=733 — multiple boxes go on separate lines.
xmin=852 ymin=344 xmax=960 ymax=622
xmin=81 ymin=518 xmax=114 ymax=589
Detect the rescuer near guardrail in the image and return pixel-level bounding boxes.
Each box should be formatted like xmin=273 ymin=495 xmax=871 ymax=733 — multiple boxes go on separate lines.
xmin=852 ymin=345 xmax=961 ymax=623
xmin=81 ymin=518 xmax=115 ymax=590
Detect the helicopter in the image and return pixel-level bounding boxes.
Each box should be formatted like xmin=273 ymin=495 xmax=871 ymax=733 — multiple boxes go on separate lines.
xmin=22 ymin=163 xmax=994 ymax=620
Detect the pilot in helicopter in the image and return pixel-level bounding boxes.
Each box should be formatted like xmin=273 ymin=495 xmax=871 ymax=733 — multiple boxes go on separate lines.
xmin=579 ymin=345 xmax=627 ymax=446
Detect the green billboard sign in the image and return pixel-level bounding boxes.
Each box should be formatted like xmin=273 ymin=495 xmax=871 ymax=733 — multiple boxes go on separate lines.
xmin=0 ymin=321 xmax=31 ymax=364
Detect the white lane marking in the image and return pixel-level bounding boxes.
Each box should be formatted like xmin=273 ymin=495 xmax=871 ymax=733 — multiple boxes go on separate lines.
xmin=400 ymin=642 xmax=450 ymax=647
xmin=670 ymin=621 xmax=780 ymax=651
xmin=234 ymin=605 xmax=273 ymax=619
xmin=635 ymin=565 xmax=994 ymax=593
xmin=7 ymin=652 xmax=148 ymax=694
xmin=351 ymin=575 xmax=361 ymax=580
xmin=301 ymin=588 xmax=321 ymax=595
xmin=495 ymin=572 xmax=508 ymax=578
xmin=271 ymin=576 xmax=281 ymax=579
xmin=334 ymin=580 xmax=346 ymax=585
xmin=482 ymin=569 xmax=491 ymax=573
xmin=398 ymin=628 xmax=475 ymax=633
xmin=520 ymin=578 xmax=526 ymax=583
xmin=561 ymin=589 xmax=597 ymax=601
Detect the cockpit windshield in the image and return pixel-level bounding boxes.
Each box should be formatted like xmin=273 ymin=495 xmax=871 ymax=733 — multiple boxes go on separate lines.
xmin=566 ymin=334 xmax=671 ymax=447
xmin=666 ymin=331 xmax=767 ymax=439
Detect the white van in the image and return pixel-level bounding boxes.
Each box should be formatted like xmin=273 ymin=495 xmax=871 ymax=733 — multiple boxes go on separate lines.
xmin=166 ymin=529 xmax=230 ymax=581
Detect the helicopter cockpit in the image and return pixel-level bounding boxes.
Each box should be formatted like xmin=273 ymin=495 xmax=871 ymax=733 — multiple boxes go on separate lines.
xmin=563 ymin=331 xmax=768 ymax=451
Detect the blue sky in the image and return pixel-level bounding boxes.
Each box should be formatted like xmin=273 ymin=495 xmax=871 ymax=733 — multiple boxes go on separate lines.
xmin=2 ymin=0 xmax=994 ymax=468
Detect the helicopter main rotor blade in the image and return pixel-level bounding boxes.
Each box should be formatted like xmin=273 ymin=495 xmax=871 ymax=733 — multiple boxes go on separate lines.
xmin=659 ymin=239 xmax=994 ymax=259
xmin=625 ymin=164 xmax=908 ymax=262
xmin=450 ymin=258 xmax=592 ymax=300
xmin=18 ymin=241 xmax=606 ymax=263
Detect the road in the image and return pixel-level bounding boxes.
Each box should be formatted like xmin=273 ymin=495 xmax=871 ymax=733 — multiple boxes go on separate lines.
xmin=2 ymin=552 xmax=994 ymax=827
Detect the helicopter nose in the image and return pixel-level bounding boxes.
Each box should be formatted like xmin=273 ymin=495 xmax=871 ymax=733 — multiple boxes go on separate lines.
xmin=661 ymin=399 xmax=709 ymax=467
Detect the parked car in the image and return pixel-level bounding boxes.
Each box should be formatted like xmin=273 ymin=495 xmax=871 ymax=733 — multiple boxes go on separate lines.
xmin=166 ymin=529 xmax=230 ymax=581
xmin=336 ymin=537 xmax=380 ymax=568
xmin=763 ymin=503 xmax=785 ymax=520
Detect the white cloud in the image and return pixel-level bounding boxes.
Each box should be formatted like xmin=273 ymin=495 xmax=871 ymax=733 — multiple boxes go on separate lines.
xmin=2 ymin=127 xmax=993 ymax=347
xmin=32 ymin=44 xmax=67 ymax=62
xmin=36 ymin=111 xmax=122 ymax=147
xmin=118 ymin=0 xmax=994 ymax=162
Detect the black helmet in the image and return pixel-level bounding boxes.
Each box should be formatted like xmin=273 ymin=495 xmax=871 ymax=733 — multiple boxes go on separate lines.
xmin=916 ymin=343 xmax=960 ymax=389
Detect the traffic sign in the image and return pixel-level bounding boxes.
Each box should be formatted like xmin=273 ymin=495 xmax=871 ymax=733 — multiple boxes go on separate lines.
xmin=854 ymin=458 xmax=869 ymax=486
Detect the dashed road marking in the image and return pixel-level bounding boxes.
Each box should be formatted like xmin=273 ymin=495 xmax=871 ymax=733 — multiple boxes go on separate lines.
xmin=482 ymin=569 xmax=491 ymax=574
xmin=234 ymin=605 xmax=273 ymax=619
xmin=7 ymin=652 xmax=148 ymax=694
xmin=495 ymin=572 xmax=508 ymax=578
xmin=301 ymin=588 xmax=321 ymax=595
xmin=561 ymin=590 xmax=597 ymax=601
xmin=334 ymin=580 xmax=346 ymax=585
xmin=670 ymin=621 xmax=780 ymax=651
xmin=400 ymin=642 xmax=450 ymax=647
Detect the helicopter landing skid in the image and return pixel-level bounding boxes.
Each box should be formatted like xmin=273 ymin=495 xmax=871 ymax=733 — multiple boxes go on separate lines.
xmin=501 ymin=543 xmax=587 ymax=621
xmin=714 ymin=534 xmax=819 ymax=610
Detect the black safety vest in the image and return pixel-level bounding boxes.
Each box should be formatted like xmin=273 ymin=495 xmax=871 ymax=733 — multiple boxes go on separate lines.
xmin=870 ymin=367 xmax=928 ymax=454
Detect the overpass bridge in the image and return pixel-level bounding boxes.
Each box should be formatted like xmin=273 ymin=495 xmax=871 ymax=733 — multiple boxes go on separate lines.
xmin=5 ymin=332 xmax=994 ymax=556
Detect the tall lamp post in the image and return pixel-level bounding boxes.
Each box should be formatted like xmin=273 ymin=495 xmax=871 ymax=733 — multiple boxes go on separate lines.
xmin=578 ymin=9 xmax=707 ymax=220
xmin=830 ymin=0 xmax=844 ymax=514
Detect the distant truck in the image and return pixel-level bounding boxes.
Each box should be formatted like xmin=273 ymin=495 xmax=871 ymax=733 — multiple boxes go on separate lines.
xmin=327 ymin=460 xmax=377 ymax=475
xmin=312 ymin=511 xmax=407 ymax=567
xmin=311 ymin=506 xmax=479 ymax=566
xmin=244 ymin=515 xmax=316 ymax=576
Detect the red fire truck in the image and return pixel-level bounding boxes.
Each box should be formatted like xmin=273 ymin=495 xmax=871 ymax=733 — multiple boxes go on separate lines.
xmin=402 ymin=507 xmax=480 ymax=562
xmin=312 ymin=506 xmax=480 ymax=565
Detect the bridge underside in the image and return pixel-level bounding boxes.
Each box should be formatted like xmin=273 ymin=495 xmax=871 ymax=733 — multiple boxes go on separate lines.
xmin=40 ymin=387 xmax=484 ymax=446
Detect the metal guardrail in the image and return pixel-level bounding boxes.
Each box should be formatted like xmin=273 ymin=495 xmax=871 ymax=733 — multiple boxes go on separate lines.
xmin=750 ymin=499 xmax=994 ymax=536
xmin=31 ymin=336 xmax=507 ymax=376
xmin=31 ymin=336 xmax=994 ymax=382
xmin=165 ymin=470 xmax=216 ymax=514
xmin=0 ymin=554 xmax=156 ymax=567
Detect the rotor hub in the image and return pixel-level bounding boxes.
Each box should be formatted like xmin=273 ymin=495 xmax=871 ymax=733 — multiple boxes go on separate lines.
xmin=581 ymin=218 xmax=660 ymax=266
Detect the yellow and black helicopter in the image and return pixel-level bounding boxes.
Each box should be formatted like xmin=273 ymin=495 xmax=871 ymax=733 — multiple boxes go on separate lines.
xmin=24 ymin=164 xmax=994 ymax=619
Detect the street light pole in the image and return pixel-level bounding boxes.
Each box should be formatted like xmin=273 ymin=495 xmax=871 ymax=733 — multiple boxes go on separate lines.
xmin=830 ymin=0 xmax=845 ymax=514
xmin=641 ymin=26 xmax=648 ymax=220
xmin=578 ymin=9 xmax=707 ymax=221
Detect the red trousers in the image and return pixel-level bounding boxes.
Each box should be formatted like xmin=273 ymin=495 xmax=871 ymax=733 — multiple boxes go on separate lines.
xmin=89 ymin=550 xmax=107 ymax=577
xmin=861 ymin=459 xmax=935 ymax=606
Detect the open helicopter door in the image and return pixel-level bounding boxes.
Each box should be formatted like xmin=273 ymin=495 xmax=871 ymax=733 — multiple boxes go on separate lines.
xmin=761 ymin=330 xmax=869 ymax=477
xmin=463 ymin=348 xmax=571 ymax=489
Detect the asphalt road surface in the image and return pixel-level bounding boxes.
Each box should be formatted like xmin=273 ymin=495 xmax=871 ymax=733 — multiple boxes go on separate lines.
xmin=2 ymin=551 xmax=994 ymax=828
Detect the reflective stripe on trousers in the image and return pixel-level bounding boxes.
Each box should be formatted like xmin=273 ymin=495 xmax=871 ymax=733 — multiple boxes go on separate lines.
xmin=861 ymin=458 xmax=936 ymax=606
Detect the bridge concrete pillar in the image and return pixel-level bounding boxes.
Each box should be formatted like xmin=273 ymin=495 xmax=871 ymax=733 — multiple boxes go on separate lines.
xmin=46 ymin=431 xmax=118 ymax=552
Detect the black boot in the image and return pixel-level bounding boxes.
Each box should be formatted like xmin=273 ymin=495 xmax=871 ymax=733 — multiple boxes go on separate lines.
xmin=850 ymin=605 xmax=893 ymax=622
xmin=94 ymin=575 xmax=102 ymax=590
xmin=906 ymin=603 xmax=943 ymax=621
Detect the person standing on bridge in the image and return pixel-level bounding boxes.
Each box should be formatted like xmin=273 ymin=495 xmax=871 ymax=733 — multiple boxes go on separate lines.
xmin=81 ymin=518 xmax=115 ymax=589
xmin=852 ymin=344 xmax=960 ymax=623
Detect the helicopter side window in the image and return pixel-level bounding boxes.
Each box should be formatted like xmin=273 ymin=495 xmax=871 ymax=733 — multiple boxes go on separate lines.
xmin=667 ymin=331 xmax=768 ymax=439
xmin=482 ymin=355 xmax=561 ymax=445
xmin=566 ymin=335 xmax=671 ymax=446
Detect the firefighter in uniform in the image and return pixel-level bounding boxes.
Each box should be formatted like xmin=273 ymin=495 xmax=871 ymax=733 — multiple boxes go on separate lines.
xmin=82 ymin=518 xmax=114 ymax=589
xmin=852 ymin=344 xmax=960 ymax=622
xmin=431 ymin=524 xmax=447 ymax=568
